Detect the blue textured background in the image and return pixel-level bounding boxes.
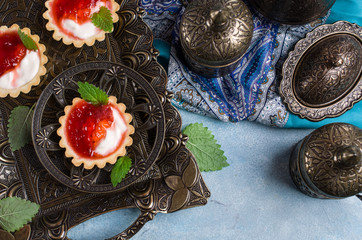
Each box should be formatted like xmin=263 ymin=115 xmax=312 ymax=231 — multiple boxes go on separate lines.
xmin=68 ymin=1 xmax=362 ymax=239
xmin=68 ymin=110 xmax=361 ymax=240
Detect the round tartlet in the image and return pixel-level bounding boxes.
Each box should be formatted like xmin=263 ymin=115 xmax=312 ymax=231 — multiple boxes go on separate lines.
xmin=57 ymin=96 xmax=134 ymax=169
xmin=43 ymin=0 xmax=120 ymax=48
xmin=0 ymin=24 xmax=47 ymax=98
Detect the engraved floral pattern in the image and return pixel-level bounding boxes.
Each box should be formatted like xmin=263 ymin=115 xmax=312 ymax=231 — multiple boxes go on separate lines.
xmin=304 ymin=123 xmax=362 ymax=197
xmin=294 ymin=35 xmax=361 ymax=106
xmin=181 ymin=0 xmax=253 ymax=62
xmin=280 ymin=21 xmax=362 ymax=121
xmin=148 ymin=105 xmax=163 ymax=125
xmin=106 ymin=66 xmax=125 ymax=79
xmin=129 ymin=161 xmax=147 ymax=176
xmin=0 ymin=165 xmax=18 ymax=183
xmin=35 ymin=129 xmax=52 ymax=149
xmin=72 ymin=174 xmax=94 ymax=189
xmin=165 ymin=158 xmax=200 ymax=212
xmin=249 ymin=0 xmax=335 ymax=24
xmin=53 ymin=77 xmax=73 ymax=95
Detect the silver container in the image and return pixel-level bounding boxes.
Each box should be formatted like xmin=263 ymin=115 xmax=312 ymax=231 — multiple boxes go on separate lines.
xmin=248 ymin=0 xmax=336 ymax=25
xmin=180 ymin=0 xmax=253 ymax=78
xmin=290 ymin=123 xmax=362 ymax=199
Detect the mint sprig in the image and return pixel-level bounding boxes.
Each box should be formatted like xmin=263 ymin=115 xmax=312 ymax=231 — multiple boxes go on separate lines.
xmin=182 ymin=123 xmax=229 ymax=172
xmin=17 ymin=29 xmax=38 ymax=51
xmin=77 ymin=82 xmax=108 ymax=105
xmin=0 ymin=197 xmax=40 ymax=233
xmin=111 ymin=156 xmax=132 ymax=187
xmin=7 ymin=105 xmax=34 ymax=151
xmin=91 ymin=6 xmax=113 ymax=32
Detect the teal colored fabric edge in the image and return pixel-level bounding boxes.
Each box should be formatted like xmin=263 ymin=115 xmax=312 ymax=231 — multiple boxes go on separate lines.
xmin=285 ymin=0 xmax=362 ymax=128
xmin=153 ymin=39 xmax=171 ymax=72
xmin=285 ymin=102 xmax=362 ymax=128
xmin=326 ymin=0 xmax=362 ymax=25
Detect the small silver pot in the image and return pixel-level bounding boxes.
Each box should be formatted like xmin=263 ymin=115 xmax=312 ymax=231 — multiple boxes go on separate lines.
xmin=248 ymin=0 xmax=336 ymax=25
xmin=180 ymin=0 xmax=253 ymax=78
xmin=290 ymin=123 xmax=362 ymax=199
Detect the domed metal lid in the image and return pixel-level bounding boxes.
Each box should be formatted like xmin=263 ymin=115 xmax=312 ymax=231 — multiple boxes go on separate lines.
xmin=180 ymin=0 xmax=253 ymax=67
xmin=280 ymin=21 xmax=362 ymax=121
xmin=301 ymin=123 xmax=362 ymax=197
xmin=248 ymin=0 xmax=335 ymax=25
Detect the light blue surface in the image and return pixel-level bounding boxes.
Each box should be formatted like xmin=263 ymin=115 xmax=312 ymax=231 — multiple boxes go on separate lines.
xmin=68 ymin=109 xmax=362 ymax=240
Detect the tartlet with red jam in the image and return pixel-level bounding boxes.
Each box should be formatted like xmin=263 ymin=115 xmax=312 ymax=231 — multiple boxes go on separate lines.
xmin=0 ymin=24 xmax=47 ymax=98
xmin=43 ymin=0 xmax=120 ymax=48
xmin=57 ymin=95 xmax=134 ymax=169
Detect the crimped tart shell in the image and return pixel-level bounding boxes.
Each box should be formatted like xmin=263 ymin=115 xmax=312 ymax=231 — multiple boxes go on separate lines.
xmin=57 ymin=96 xmax=134 ymax=169
xmin=43 ymin=0 xmax=120 ymax=48
xmin=0 ymin=24 xmax=47 ymax=98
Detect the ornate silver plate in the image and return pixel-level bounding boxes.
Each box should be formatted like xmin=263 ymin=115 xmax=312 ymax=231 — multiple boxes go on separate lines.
xmin=32 ymin=62 xmax=165 ymax=193
xmin=280 ymin=21 xmax=362 ymax=121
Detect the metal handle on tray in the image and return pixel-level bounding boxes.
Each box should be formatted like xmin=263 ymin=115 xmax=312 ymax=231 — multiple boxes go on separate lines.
xmin=107 ymin=211 xmax=155 ymax=240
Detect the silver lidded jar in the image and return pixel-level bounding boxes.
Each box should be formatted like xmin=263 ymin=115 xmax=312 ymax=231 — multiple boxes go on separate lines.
xmin=290 ymin=123 xmax=362 ymax=199
xmin=248 ymin=0 xmax=336 ymax=25
xmin=180 ymin=0 xmax=254 ymax=78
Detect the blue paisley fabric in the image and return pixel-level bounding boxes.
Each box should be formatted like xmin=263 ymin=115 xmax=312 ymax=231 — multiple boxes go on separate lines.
xmin=139 ymin=0 xmax=332 ymax=127
xmin=168 ymin=7 xmax=281 ymax=124
xmin=140 ymin=0 xmax=183 ymax=42
xmin=139 ymin=0 xmax=182 ymax=15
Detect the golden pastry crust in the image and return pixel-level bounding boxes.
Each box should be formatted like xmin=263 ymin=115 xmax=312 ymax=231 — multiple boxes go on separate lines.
xmin=57 ymin=96 xmax=134 ymax=170
xmin=43 ymin=0 xmax=120 ymax=48
xmin=0 ymin=24 xmax=47 ymax=98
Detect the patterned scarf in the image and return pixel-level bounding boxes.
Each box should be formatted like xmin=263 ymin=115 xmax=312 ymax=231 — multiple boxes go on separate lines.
xmin=140 ymin=0 xmax=328 ymax=127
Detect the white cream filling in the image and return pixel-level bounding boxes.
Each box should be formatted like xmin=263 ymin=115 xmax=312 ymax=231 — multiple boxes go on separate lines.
xmin=61 ymin=1 xmax=107 ymax=39
xmin=62 ymin=20 xmax=99 ymax=39
xmin=0 ymin=50 xmax=40 ymax=90
xmin=94 ymin=107 xmax=127 ymax=156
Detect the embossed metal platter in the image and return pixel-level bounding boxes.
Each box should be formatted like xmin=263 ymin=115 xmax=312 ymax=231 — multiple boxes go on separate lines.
xmin=0 ymin=0 xmax=210 ymax=239
xmin=32 ymin=62 xmax=165 ymax=193
xmin=280 ymin=21 xmax=362 ymax=121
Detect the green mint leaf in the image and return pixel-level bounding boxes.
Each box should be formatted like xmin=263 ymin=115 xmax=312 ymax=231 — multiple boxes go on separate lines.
xmin=7 ymin=106 xmax=34 ymax=151
xmin=91 ymin=6 xmax=113 ymax=32
xmin=77 ymin=82 xmax=108 ymax=105
xmin=111 ymin=156 xmax=132 ymax=187
xmin=17 ymin=29 xmax=38 ymax=51
xmin=182 ymin=123 xmax=229 ymax=172
xmin=0 ymin=197 xmax=40 ymax=232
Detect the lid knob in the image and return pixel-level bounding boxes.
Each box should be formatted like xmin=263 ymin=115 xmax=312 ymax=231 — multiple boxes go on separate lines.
xmin=208 ymin=5 xmax=230 ymax=32
xmin=334 ymin=145 xmax=362 ymax=169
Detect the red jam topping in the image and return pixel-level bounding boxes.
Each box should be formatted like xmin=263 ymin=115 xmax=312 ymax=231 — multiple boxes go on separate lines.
xmin=0 ymin=31 xmax=27 ymax=77
xmin=65 ymin=100 xmax=126 ymax=159
xmin=50 ymin=0 xmax=111 ymax=38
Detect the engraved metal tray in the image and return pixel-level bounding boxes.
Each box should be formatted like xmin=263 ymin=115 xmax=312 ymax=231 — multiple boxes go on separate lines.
xmin=0 ymin=0 xmax=210 ymax=239
xmin=280 ymin=21 xmax=362 ymax=121
xmin=32 ymin=62 xmax=165 ymax=193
